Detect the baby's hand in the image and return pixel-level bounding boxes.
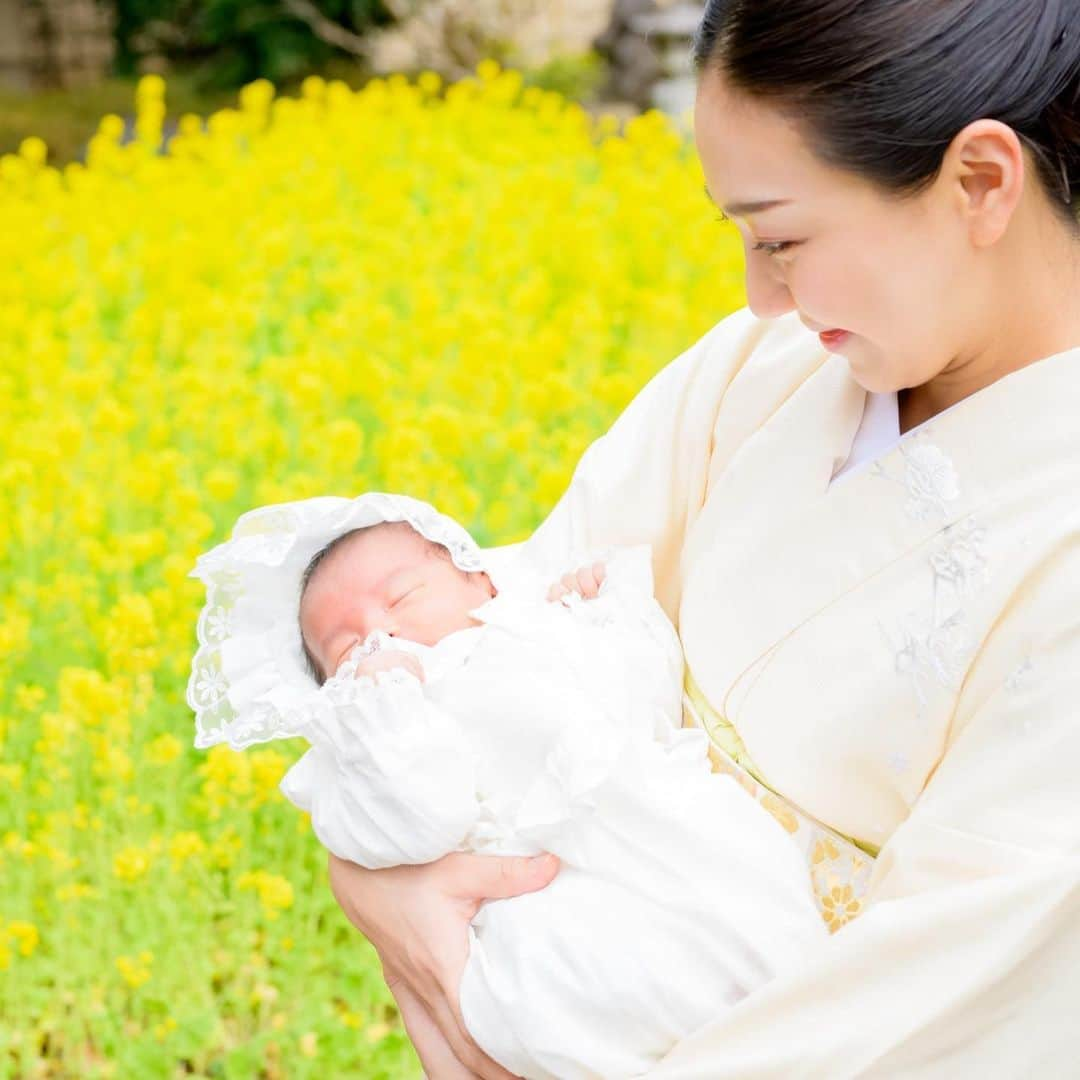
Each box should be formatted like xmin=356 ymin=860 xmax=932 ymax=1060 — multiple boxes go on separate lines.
xmin=354 ymin=650 xmax=425 ymax=683
xmin=547 ymin=561 xmax=607 ymax=603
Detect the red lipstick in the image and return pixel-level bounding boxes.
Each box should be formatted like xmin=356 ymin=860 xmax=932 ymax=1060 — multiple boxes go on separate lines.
xmin=819 ymin=329 xmax=851 ymax=349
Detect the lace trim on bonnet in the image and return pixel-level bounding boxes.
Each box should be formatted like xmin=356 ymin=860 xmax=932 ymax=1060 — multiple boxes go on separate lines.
xmin=186 ymin=493 xmax=485 ymax=751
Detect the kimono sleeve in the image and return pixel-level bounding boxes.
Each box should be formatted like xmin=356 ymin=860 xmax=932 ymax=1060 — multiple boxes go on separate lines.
xmin=279 ymin=672 xmax=481 ymax=870
xmin=638 ymin=550 xmax=1080 ymax=1077
xmin=523 ymin=306 xmax=766 ymax=621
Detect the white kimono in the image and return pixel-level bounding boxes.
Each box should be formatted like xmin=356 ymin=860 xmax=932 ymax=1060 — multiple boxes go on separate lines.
xmin=523 ymin=306 xmax=1080 ymax=1077
xmin=279 ymin=548 xmax=828 ymax=1080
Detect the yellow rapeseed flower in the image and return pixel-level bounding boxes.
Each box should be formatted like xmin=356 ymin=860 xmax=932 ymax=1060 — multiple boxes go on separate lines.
xmin=116 ymin=950 xmax=153 ymax=988
xmin=237 ymin=870 xmax=294 ymax=920
xmin=113 ymin=845 xmax=152 ymax=882
xmin=144 ymin=733 xmax=183 ymax=766
xmin=1 ymin=64 xmax=745 ymax=1068
xmin=6 ymin=920 xmax=40 ymax=958
xmin=168 ymin=830 xmax=207 ymax=868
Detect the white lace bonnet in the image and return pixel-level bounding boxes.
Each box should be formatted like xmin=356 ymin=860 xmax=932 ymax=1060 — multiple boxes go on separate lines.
xmin=187 ymin=492 xmax=485 ymax=751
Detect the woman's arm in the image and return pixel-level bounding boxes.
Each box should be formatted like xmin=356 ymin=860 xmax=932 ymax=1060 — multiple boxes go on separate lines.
xmin=328 ymin=850 xmax=560 ymax=1080
xmin=320 ymin=307 xmax=790 ymax=1075
xmin=639 ymin=550 xmax=1080 ymax=1078
xmin=523 ymin=305 xmax=778 ymax=620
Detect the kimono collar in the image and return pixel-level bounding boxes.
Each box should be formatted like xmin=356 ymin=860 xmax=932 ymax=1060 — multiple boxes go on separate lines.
xmin=682 ymin=339 xmax=1080 ymax=720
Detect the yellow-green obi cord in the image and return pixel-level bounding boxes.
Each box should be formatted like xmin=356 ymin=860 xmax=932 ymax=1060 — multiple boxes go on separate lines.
xmin=682 ymin=666 xmax=880 ymax=932
xmin=683 ymin=664 xmax=765 ymax=781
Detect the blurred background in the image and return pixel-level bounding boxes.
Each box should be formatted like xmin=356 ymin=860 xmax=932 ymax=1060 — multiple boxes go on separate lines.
xmin=0 ymin=2 xmax=751 ymax=1078
xmin=0 ymin=0 xmax=708 ymax=160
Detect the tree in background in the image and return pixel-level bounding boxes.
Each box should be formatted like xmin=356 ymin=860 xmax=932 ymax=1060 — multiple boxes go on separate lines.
xmin=110 ymin=0 xmax=612 ymax=91
xmin=368 ymin=0 xmax=611 ymax=84
xmin=112 ymin=0 xmax=390 ymax=86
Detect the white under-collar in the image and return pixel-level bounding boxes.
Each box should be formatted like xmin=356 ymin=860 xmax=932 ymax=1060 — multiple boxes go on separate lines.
xmin=831 ymin=391 xmax=900 ymax=485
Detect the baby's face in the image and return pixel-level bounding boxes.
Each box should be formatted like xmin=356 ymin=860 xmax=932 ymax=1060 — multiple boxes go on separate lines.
xmin=299 ymin=524 xmax=494 ymax=680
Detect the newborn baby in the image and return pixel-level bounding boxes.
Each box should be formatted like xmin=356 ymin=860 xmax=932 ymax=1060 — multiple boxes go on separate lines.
xmin=296 ymin=518 xmax=497 ymax=687
xmin=188 ymin=493 xmax=828 ymax=1080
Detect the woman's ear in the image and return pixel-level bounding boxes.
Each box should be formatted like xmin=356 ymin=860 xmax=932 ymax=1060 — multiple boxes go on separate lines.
xmin=944 ymin=119 xmax=1025 ymax=248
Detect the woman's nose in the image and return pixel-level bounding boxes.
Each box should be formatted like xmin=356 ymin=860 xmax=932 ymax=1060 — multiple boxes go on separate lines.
xmin=743 ymin=249 xmax=795 ymax=320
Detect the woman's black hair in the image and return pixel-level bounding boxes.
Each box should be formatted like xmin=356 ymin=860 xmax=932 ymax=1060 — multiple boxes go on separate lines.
xmin=694 ymin=0 xmax=1080 ymax=228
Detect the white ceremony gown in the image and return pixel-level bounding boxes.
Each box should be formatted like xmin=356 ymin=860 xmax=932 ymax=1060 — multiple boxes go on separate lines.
xmin=279 ymin=546 xmax=828 ymax=1080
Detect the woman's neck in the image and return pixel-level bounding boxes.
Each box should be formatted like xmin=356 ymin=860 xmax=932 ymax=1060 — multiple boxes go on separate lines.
xmin=896 ymin=388 xmax=938 ymax=436
xmin=900 ymin=211 xmax=1080 ymax=436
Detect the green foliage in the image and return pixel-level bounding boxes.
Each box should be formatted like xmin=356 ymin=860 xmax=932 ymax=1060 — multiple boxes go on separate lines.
xmin=523 ymin=51 xmax=607 ymax=103
xmin=113 ymin=0 xmax=390 ymax=87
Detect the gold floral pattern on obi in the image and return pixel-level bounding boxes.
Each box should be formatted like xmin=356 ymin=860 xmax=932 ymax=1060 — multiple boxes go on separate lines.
xmin=683 ymin=670 xmax=875 ymax=934
xmin=819 ymin=883 xmax=862 ymax=932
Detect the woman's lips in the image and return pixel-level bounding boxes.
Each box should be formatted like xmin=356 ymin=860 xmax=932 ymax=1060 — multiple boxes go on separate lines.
xmin=819 ymin=329 xmax=851 ymax=349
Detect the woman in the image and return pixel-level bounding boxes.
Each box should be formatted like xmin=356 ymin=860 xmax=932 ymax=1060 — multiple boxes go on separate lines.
xmin=329 ymin=1 xmax=1080 ymax=1075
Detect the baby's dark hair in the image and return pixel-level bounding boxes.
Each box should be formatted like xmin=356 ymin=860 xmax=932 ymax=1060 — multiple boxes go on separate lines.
xmin=298 ymin=520 xmax=453 ymax=686
xmin=694 ymin=0 xmax=1080 ymax=230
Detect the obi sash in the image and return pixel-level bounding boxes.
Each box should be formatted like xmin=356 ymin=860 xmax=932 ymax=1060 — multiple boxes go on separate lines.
xmin=682 ymin=669 xmax=876 ymax=934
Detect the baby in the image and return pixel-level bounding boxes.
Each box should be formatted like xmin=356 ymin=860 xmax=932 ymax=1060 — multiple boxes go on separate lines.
xmin=188 ymin=493 xmax=828 ymax=1080
xmin=295 ymin=517 xmax=497 ymax=687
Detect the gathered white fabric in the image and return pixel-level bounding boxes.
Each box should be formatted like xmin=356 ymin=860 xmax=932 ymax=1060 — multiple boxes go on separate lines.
xmin=186 ymin=492 xmax=488 ymax=750
xmin=274 ymin=542 xmax=829 ymax=1080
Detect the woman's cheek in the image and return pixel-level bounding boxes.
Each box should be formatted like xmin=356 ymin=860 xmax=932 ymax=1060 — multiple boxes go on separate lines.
xmin=795 ymin=253 xmax=871 ymax=333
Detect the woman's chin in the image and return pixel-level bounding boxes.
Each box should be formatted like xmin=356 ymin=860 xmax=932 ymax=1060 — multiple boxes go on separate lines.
xmin=841 ymin=344 xmax=894 ymax=394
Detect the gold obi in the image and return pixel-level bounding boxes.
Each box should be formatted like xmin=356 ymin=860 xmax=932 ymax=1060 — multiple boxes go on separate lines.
xmin=683 ymin=669 xmax=876 ymax=934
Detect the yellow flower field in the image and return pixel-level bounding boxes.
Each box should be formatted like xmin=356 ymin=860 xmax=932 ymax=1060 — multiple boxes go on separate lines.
xmin=0 ymin=66 xmax=744 ymax=1077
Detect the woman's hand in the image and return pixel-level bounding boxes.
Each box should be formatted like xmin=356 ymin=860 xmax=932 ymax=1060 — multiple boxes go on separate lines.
xmin=328 ymin=849 xmax=560 ymax=1079
xmin=546 ymin=561 xmax=607 ymax=602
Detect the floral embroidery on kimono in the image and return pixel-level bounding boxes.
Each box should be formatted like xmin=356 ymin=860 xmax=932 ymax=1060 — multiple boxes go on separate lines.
xmin=874 ymin=437 xmax=991 ymax=722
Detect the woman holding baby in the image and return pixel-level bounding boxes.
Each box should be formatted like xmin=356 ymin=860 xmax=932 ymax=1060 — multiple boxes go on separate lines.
xmin=328 ymin=1 xmax=1080 ymax=1075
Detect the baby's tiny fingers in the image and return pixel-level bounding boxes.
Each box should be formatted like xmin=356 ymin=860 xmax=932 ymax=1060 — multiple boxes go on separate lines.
xmin=576 ymin=565 xmax=604 ymax=599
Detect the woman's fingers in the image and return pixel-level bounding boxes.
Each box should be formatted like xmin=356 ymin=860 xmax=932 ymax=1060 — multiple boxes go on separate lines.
xmin=426 ymin=991 xmax=522 ymax=1080
xmin=333 ymin=853 xmax=554 ymax=1078
xmin=388 ymin=974 xmax=483 ymax=1079
xmin=389 ymin=951 xmax=515 ymax=1079
xmin=400 ymin=930 xmax=524 ymax=1080
xmin=441 ymin=851 xmax=560 ymax=903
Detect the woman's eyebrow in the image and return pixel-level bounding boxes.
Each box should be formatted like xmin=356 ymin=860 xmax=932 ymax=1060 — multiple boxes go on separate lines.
xmin=703 ymin=186 xmax=792 ymax=216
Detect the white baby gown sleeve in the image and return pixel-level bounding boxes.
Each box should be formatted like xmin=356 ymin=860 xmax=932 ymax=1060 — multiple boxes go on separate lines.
xmin=279 ymin=670 xmax=481 ymax=869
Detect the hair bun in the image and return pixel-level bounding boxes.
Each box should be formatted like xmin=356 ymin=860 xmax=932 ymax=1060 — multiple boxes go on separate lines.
xmin=1045 ymin=10 xmax=1080 ymax=202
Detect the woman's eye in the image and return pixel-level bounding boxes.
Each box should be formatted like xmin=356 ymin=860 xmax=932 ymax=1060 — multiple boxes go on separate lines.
xmin=715 ymin=212 xmax=796 ymax=258
xmin=752 ymin=240 xmax=796 ymax=257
